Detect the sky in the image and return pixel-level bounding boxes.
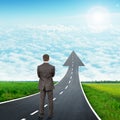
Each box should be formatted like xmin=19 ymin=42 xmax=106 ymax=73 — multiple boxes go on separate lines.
xmin=0 ymin=0 xmax=120 ymax=81
xmin=0 ymin=0 xmax=120 ymax=25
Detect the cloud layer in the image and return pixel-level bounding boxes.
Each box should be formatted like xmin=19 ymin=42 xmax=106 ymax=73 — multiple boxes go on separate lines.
xmin=0 ymin=25 xmax=120 ymax=81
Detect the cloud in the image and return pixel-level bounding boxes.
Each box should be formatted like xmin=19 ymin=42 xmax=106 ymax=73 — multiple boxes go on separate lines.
xmin=0 ymin=25 xmax=120 ymax=81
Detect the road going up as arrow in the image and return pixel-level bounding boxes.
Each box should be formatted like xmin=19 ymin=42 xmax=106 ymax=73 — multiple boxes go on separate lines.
xmin=51 ymin=51 xmax=100 ymax=120
xmin=0 ymin=51 xmax=100 ymax=120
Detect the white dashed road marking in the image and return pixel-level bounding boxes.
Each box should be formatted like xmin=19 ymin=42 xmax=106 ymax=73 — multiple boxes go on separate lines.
xmin=21 ymin=118 xmax=26 ymax=120
xmin=44 ymin=104 xmax=48 ymax=107
xmin=59 ymin=91 xmax=64 ymax=95
xmin=30 ymin=110 xmax=38 ymax=116
xmin=71 ymin=71 xmax=73 ymax=75
xmin=69 ymin=81 xmax=71 ymax=84
xmin=70 ymin=76 xmax=72 ymax=79
xmin=53 ymin=98 xmax=56 ymax=101
xmin=65 ymin=85 xmax=68 ymax=89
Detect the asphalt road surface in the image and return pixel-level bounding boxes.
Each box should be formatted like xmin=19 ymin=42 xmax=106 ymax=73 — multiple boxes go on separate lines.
xmin=0 ymin=51 xmax=100 ymax=120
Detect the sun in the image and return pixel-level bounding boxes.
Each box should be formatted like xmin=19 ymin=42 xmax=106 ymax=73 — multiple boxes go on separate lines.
xmin=91 ymin=11 xmax=106 ymax=24
xmin=86 ymin=6 xmax=110 ymax=32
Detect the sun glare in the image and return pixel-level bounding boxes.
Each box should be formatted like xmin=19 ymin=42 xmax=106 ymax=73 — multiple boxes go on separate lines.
xmin=86 ymin=6 xmax=111 ymax=32
xmin=92 ymin=12 xmax=105 ymax=24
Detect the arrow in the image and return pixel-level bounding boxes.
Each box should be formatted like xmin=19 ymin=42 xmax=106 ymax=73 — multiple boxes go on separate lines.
xmin=62 ymin=51 xmax=85 ymax=86
xmin=63 ymin=51 xmax=84 ymax=67
xmin=63 ymin=51 xmax=84 ymax=72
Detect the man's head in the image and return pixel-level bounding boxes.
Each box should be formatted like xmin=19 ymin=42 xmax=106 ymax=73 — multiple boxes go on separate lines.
xmin=43 ymin=54 xmax=49 ymax=61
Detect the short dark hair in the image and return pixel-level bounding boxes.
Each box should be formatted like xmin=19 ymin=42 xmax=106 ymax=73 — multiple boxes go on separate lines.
xmin=43 ymin=54 xmax=49 ymax=61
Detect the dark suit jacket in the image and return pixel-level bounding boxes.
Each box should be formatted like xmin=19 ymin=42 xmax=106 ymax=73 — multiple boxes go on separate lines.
xmin=37 ymin=63 xmax=55 ymax=91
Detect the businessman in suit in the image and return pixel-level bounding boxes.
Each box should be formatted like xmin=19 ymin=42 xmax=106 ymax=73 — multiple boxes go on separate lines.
xmin=37 ymin=54 xmax=55 ymax=119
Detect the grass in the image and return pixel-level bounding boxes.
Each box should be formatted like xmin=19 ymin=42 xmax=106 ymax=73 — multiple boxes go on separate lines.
xmin=0 ymin=81 xmax=39 ymax=102
xmin=0 ymin=81 xmax=58 ymax=102
xmin=82 ymin=83 xmax=120 ymax=120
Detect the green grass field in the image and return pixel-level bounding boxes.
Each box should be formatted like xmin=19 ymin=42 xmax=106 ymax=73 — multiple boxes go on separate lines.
xmin=0 ymin=81 xmax=58 ymax=102
xmin=82 ymin=83 xmax=120 ymax=120
xmin=0 ymin=81 xmax=39 ymax=102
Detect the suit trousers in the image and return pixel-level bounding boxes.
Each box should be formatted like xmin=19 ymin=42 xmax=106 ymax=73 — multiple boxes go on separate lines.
xmin=40 ymin=89 xmax=53 ymax=116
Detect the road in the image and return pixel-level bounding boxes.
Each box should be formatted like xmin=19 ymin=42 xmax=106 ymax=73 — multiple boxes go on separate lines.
xmin=0 ymin=51 xmax=100 ymax=120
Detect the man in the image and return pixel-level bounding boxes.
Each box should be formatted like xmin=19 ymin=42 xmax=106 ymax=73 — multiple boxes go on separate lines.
xmin=37 ymin=54 xmax=55 ymax=119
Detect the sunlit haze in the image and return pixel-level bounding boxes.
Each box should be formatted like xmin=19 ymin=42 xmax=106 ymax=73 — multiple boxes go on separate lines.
xmin=86 ymin=6 xmax=111 ymax=32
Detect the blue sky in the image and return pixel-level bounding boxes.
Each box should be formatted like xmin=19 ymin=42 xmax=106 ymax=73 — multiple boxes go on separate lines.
xmin=0 ymin=0 xmax=120 ymax=25
xmin=0 ymin=0 xmax=120 ymax=81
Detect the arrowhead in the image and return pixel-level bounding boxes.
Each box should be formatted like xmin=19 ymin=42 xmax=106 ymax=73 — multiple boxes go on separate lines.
xmin=63 ymin=51 xmax=85 ymax=67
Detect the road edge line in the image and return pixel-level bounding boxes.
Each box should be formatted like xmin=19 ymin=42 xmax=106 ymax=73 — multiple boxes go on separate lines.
xmin=0 ymin=82 xmax=59 ymax=105
xmin=0 ymin=92 xmax=40 ymax=105
xmin=79 ymin=79 xmax=101 ymax=120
